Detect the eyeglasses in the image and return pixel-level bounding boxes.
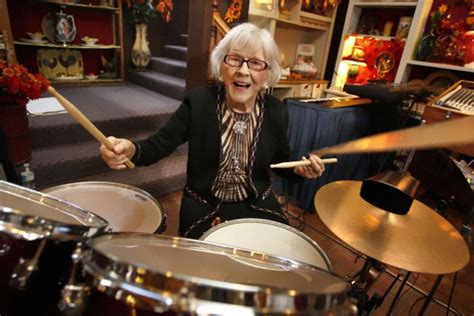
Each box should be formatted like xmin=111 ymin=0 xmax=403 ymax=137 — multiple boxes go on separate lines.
xmin=223 ymin=55 xmax=269 ymax=72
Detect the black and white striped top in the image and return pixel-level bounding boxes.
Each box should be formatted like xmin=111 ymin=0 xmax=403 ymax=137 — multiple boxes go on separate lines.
xmin=211 ymin=101 xmax=261 ymax=202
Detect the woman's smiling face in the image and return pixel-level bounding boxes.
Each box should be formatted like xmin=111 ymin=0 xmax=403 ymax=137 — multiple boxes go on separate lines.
xmin=221 ymin=47 xmax=268 ymax=111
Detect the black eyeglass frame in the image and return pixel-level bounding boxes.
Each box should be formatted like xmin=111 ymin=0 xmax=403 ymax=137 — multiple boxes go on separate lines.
xmin=223 ymin=55 xmax=270 ymax=72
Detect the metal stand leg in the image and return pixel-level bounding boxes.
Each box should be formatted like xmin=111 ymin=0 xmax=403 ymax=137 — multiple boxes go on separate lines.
xmin=418 ymin=275 xmax=444 ymax=315
xmin=387 ymin=271 xmax=411 ymax=314
xmin=461 ymin=206 xmax=473 ymax=243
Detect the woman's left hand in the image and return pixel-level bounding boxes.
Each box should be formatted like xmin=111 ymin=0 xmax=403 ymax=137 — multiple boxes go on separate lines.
xmin=294 ymin=154 xmax=325 ymax=179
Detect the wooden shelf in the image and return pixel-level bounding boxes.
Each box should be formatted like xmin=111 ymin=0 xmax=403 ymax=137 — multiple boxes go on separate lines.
xmin=14 ymin=41 xmax=120 ymax=49
xmin=407 ymin=60 xmax=474 ymax=73
xmin=353 ymin=1 xmax=417 ymax=8
xmin=344 ymin=33 xmax=407 ymax=41
xmin=279 ymin=79 xmax=328 ymax=85
xmin=37 ymin=0 xmax=119 ymax=11
xmin=276 ymin=17 xmax=327 ymax=31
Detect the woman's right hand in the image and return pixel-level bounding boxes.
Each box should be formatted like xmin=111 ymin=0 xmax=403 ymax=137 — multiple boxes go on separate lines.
xmin=100 ymin=136 xmax=135 ymax=170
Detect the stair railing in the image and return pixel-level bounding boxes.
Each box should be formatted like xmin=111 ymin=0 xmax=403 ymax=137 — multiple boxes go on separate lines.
xmin=209 ymin=0 xmax=230 ymax=61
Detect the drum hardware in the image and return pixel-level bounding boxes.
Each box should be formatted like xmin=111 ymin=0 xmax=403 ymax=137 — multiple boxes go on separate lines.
xmin=58 ymin=242 xmax=90 ymax=315
xmin=9 ymin=225 xmax=53 ymax=290
xmin=0 ymin=180 xmax=108 ymax=315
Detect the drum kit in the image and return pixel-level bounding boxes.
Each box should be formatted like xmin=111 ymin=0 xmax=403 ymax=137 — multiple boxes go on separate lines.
xmin=0 ymin=112 xmax=473 ymax=314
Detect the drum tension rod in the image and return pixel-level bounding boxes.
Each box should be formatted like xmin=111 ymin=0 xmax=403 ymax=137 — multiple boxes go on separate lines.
xmin=9 ymin=225 xmax=53 ymax=290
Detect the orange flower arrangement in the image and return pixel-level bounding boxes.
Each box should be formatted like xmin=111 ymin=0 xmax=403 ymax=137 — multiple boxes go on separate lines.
xmin=126 ymin=0 xmax=173 ymax=24
xmin=0 ymin=60 xmax=49 ymax=106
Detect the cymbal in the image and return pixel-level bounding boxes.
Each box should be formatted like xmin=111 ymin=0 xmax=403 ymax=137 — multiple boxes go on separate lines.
xmin=314 ymin=180 xmax=470 ymax=274
xmin=311 ymin=115 xmax=474 ymax=156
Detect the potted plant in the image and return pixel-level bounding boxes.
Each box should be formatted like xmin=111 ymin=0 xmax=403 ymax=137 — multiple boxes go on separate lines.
xmin=0 ymin=60 xmax=49 ymax=165
xmin=126 ymin=0 xmax=174 ymax=70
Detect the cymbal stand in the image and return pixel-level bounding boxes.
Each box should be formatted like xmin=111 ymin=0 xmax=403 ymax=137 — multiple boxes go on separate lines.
xmin=418 ymin=275 xmax=444 ymax=315
xmin=461 ymin=206 xmax=473 ymax=243
xmin=386 ymin=270 xmax=412 ymax=314
xmin=347 ymin=257 xmax=387 ymax=314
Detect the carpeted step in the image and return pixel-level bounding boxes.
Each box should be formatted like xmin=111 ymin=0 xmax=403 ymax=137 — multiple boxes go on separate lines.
xmin=46 ymin=153 xmax=189 ymax=200
xmin=149 ymin=57 xmax=187 ymax=79
xmin=163 ymin=45 xmax=187 ymax=62
xmin=31 ymin=132 xmax=188 ymax=189
xmin=127 ymin=70 xmax=185 ymax=100
xmin=177 ymin=34 xmax=188 ymax=46
xmin=29 ymin=84 xmax=181 ymax=150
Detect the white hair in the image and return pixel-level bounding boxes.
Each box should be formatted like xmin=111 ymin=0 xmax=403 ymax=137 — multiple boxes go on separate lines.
xmin=210 ymin=23 xmax=282 ymax=87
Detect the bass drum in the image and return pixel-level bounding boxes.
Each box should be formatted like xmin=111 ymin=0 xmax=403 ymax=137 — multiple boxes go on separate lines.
xmin=200 ymin=218 xmax=332 ymax=271
xmin=43 ymin=181 xmax=166 ymax=233
xmin=0 ymin=180 xmax=108 ymax=316
xmin=81 ymin=234 xmax=350 ymax=315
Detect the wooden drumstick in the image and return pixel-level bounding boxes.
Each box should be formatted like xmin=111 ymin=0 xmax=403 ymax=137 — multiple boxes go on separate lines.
xmin=270 ymin=158 xmax=338 ymax=169
xmin=47 ymin=86 xmax=135 ymax=169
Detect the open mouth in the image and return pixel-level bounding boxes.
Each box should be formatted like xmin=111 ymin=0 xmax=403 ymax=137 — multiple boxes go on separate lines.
xmin=233 ymin=81 xmax=251 ymax=89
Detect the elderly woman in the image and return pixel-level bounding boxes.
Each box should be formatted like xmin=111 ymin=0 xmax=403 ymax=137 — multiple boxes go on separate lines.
xmin=101 ymin=23 xmax=325 ymax=238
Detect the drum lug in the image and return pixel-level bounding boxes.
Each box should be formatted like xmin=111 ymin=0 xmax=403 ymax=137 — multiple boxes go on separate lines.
xmin=57 ymin=242 xmax=90 ymax=315
xmin=9 ymin=230 xmax=51 ymax=289
xmin=57 ymin=284 xmax=90 ymax=316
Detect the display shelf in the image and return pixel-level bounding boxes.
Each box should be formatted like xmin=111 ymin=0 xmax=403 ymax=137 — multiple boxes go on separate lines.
xmin=37 ymin=0 xmax=119 ymax=11
xmin=276 ymin=16 xmax=327 ymax=31
xmin=2 ymin=0 xmax=124 ymax=84
xmin=396 ymin=0 xmax=473 ymax=84
xmin=14 ymin=41 xmax=120 ymax=49
xmin=407 ymin=60 xmax=474 ymax=74
xmin=332 ymin=0 xmax=419 ymax=88
xmin=249 ymin=0 xmax=338 ymax=97
xmin=353 ymin=1 xmax=417 ymax=8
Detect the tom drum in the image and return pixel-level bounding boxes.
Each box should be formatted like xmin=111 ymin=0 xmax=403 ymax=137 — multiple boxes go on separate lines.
xmin=0 ymin=180 xmax=108 ymax=316
xmin=200 ymin=218 xmax=332 ymax=271
xmin=43 ymin=181 xmax=166 ymax=233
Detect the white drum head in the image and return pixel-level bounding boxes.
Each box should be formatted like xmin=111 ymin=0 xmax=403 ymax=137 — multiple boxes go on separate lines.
xmin=44 ymin=182 xmax=164 ymax=233
xmin=200 ymin=219 xmax=332 ymax=271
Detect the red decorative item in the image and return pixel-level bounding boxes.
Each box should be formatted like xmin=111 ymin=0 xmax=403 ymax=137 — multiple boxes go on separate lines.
xmin=224 ymin=0 xmax=243 ymax=23
xmin=0 ymin=60 xmax=49 ymax=166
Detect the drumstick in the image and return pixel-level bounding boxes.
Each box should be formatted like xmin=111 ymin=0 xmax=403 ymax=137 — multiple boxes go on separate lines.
xmin=270 ymin=158 xmax=338 ymax=169
xmin=47 ymin=86 xmax=135 ymax=169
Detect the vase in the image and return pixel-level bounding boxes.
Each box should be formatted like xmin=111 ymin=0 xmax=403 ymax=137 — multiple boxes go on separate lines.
xmin=416 ymin=33 xmax=435 ymax=61
xmin=0 ymin=98 xmax=32 ymax=166
xmin=131 ymin=23 xmax=151 ymax=70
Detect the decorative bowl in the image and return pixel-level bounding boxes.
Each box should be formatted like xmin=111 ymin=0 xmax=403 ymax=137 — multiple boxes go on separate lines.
xmin=27 ymin=32 xmax=46 ymax=41
xmin=85 ymin=74 xmax=98 ymax=80
xmin=82 ymin=37 xmax=98 ymax=46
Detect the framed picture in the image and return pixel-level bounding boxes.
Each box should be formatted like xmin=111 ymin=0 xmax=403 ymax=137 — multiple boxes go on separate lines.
xmin=292 ymin=43 xmax=317 ymax=78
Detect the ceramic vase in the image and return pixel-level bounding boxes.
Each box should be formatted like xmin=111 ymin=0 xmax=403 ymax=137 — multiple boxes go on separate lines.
xmin=131 ymin=23 xmax=151 ymax=70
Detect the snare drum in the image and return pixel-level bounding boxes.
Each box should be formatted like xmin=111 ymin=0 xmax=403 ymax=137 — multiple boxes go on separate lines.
xmin=43 ymin=181 xmax=166 ymax=233
xmin=0 ymin=180 xmax=108 ymax=316
xmin=81 ymin=234 xmax=349 ymax=315
xmin=200 ymin=218 xmax=332 ymax=271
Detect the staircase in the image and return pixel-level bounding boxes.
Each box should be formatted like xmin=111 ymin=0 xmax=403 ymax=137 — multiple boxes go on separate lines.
xmin=127 ymin=34 xmax=188 ymax=100
xmin=29 ymin=34 xmax=190 ymax=200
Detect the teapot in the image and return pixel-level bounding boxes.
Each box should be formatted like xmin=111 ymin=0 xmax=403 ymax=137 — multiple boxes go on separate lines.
xmin=54 ymin=11 xmax=76 ymax=43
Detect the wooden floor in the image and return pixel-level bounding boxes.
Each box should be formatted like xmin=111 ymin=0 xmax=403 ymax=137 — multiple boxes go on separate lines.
xmin=157 ymin=190 xmax=473 ymax=316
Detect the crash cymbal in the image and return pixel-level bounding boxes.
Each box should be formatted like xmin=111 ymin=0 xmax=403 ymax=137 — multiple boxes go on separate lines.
xmin=311 ymin=115 xmax=474 ymax=156
xmin=314 ymin=180 xmax=469 ymax=274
